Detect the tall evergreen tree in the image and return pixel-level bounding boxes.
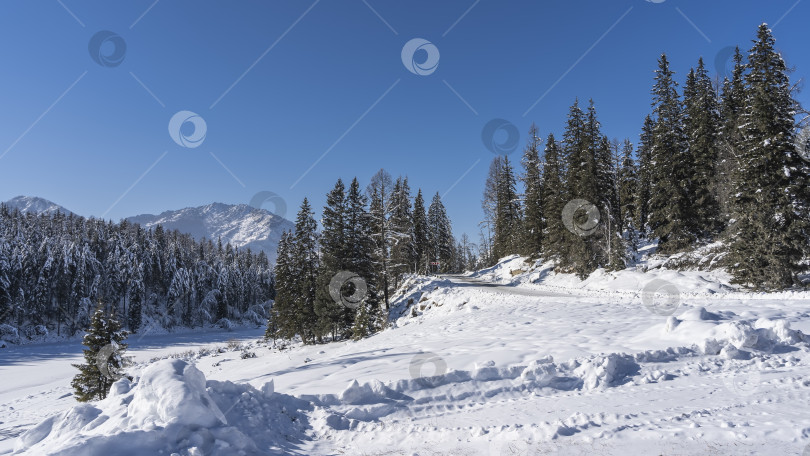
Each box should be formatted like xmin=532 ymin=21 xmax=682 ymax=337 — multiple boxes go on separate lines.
xmin=683 ymin=57 xmax=722 ymax=236
xmin=427 ymin=193 xmax=454 ymax=273
xmin=520 ymin=123 xmax=544 ymax=257
xmin=71 ymin=307 xmax=129 ymax=402
xmin=718 ymin=47 xmax=746 ymax=226
xmin=412 ymin=189 xmax=429 ymax=273
xmin=292 ymin=198 xmax=319 ymax=343
xmin=648 ymin=54 xmax=694 ymax=253
xmin=618 ymin=139 xmax=639 ymax=254
xmin=389 ymin=177 xmax=415 ymax=286
xmin=367 ymin=169 xmax=395 ymax=309
xmin=540 ymin=134 xmax=567 ymax=263
xmin=492 ymin=156 xmax=522 ymax=260
xmin=314 ymin=179 xmax=348 ymax=340
xmin=345 ymin=178 xmax=380 ymax=328
xmin=726 ymin=24 xmax=810 ymax=289
xmin=635 ymin=115 xmax=654 ymax=235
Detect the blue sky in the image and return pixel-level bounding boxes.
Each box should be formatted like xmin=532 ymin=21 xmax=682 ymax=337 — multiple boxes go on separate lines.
xmin=0 ymin=0 xmax=807 ymax=244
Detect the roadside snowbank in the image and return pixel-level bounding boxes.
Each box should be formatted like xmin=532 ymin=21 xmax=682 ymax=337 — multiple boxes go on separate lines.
xmin=14 ymin=359 xmax=310 ymax=456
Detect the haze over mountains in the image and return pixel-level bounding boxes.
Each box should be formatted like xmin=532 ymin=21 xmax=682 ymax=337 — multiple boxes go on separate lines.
xmin=2 ymin=196 xmax=292 ymax=263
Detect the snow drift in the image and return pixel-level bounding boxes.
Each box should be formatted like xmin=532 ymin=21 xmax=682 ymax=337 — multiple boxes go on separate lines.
xmin=14 ymin=359 xmax=310 ymax=456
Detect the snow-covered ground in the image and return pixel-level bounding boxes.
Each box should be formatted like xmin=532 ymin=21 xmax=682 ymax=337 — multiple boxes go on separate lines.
xmin=3 ymin=257 xmax=810 ymax=455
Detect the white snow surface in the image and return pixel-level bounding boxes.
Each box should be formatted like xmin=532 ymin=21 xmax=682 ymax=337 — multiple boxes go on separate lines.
xmin=4 ymin=256 xmax=810 ymax=455
xmin=127 ymin=203 xmax=293 ymax=263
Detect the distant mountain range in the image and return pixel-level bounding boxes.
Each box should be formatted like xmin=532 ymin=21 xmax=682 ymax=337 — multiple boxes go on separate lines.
xmin=2 ymin=196 xmax=292 ymax=263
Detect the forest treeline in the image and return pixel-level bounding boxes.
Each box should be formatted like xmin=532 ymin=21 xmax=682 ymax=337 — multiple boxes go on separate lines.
xmin=479 ymin=24 xmax=809 ymax=290
xmin=266 ymin=170 xmax=472 ymax=344
xmin=0 ymin=205 xmax=274 ymax=342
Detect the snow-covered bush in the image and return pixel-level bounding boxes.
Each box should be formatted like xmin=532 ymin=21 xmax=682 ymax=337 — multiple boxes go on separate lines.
xmin=0 ymin=324 xmax=20 ymax=344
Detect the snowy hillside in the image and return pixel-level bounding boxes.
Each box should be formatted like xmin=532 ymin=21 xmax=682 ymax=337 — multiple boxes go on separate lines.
xmin=2 ymin=196 xmax=74 ymax=216
xmin=127 ymin=203 xmax=293 ymax=263
xmin=5 ymin=257 xmax=810 ymax=455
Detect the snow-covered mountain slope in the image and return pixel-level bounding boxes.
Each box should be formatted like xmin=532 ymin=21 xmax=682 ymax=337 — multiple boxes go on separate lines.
xmin=1 ymin=196 xmax=74 ymax=216
xmin=6 ymin=258 xmax=810 ymax=455
xmin=127 ymin=203 xmax=292 ymax=263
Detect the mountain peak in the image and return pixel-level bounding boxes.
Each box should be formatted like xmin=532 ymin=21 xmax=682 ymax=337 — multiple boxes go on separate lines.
xmin=127 ymin=202 xmax=292 ymax=262
xmin=2 ymin=195 xmax=74 ymax=216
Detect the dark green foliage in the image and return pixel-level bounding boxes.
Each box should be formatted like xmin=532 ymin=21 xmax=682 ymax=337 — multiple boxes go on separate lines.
xmin=427 ymin=193 xmax=454 ymax=273
xmin=541 ymin=134 xmax=567 ymax=262
xmin=718 ymin=47 xmax=746 ymax=226
xmin=683 ymin=57 xmax=722 ymax=236
xmin=618 ymin=139 xmax=639 ymax=254
xmin=726 ymin=25 xmax=810 ymax=289
xmin=520 ymin=124 xmax=544 ymax=258
xmin=490 ymin=156 xmax=522 ymax=261
xmin=635 ymin=115 xmax=654 ymax=235
xmin=71 ymin=307 xmax=129 ymax=402
xmin=412 ymin=190 xmax=430 ymax=274
xmin=648 ymin=54 xmax=695 ymax=253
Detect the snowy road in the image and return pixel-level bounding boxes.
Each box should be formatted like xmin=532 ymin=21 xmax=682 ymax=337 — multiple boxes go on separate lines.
xmin=442 ymin=274 xmax=574 ymax=298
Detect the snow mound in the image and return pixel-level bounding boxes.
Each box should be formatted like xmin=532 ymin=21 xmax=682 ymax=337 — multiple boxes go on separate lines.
xmin=14 ymin=359 xmax=311 ymax=456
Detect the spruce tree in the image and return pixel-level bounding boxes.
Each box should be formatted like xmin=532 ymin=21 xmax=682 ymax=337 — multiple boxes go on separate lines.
xmin=718 ymin=47 xmax=746 ymax=227
xmin=618 ymin=139 xmax=639 ymax=254
xmin=683 ymin=57 xmax=721 ymax=236
xmin=345 ymin=178 xmax=379 ymax=331
xmin=648 ymin=54 xmax=694 ymax=253
xmin=412 ymin=189 xmax=429 ymax=273
xmin=520 ymin=123 xmax=544 ymax=258
xmin=541 ymin=134 xmax=567 ymax=262
xmin=314 ymin=179 xmax=348 ymax=340
xmin=493 ymin=156 xmax=522 ymax=260
xmin=268 ymin=231 xmax=297 ymax=340
xmin=293 ymin=199 xmax=319 ymax=343
xmin=389 ymin=177 xmax=415 ymax=286
xmin=71 ymin=306 xmax=129 ymax=402
xmin=726 ymin=24 xmax=810 ymax=289
xmin=635 ymin=115 xmax=654 ymax=235
xmin=427 ymin=193 xmax=454 ymax=273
